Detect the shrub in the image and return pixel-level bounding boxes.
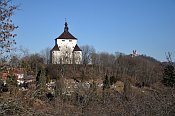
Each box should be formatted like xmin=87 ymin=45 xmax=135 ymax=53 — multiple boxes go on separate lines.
xmin=162 ymin=64 xmax=175 ymax=87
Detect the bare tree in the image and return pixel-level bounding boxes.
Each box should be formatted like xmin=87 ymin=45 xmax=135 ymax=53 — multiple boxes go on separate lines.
xmin=0 ymin=0 xmax=18 ymax=54
xmin=81 ymin=45 xmax=95 ymax=64
xmin=40 ymin=47 xmax=51 ymax=64
xmin=20 ymin=53 xmax=44 ymax=75
xmin=9 ymin=55 xmax=20 ymax=67
xmin=18 ymin=45 xmax=29 ymax=58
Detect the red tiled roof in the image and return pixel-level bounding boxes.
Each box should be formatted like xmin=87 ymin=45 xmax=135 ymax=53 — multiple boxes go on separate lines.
xmin=51 ymin=44 xmax=60 ymax=51
xmin=73 ymin=44 xmax=82 ymax=51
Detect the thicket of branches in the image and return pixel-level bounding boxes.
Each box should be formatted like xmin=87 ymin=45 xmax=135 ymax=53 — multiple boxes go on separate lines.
xmin=0 ymin=0 xmax=17 ymax=54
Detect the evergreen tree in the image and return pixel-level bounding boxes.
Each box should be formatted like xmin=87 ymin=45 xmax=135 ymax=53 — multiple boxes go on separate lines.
xmin=103 ymin=75 xmax=110 ymax=90
xmin=162 ymin=64 xmax=175 ymax=87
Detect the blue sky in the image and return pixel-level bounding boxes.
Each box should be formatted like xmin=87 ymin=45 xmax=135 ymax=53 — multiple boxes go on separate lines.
xmin=13 ymin=0 xmax=175 ymax=61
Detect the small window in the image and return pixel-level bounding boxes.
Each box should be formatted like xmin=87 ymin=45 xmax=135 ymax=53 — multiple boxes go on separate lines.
xmin=62 ymin=39 xmax=65 ymax=42
xmin=69 ymin=40 xmax=72 ymax=42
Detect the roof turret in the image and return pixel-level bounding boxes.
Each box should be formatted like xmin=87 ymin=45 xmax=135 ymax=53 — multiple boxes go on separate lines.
xmin=56 ymin=20 xmax=77 ymax=40
xmin=64 ymin=21 xmax=69 ymax=32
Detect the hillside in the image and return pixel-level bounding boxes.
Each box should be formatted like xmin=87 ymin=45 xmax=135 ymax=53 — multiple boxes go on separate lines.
xmin=0 ymin=54 xmax=175 ymax=115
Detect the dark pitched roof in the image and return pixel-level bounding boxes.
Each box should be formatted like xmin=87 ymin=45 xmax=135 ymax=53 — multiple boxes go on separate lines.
xmin=56 ymin=21 xmax=77 ymax=40
xmin=57 ymin=31 xmax=77 ymax=39
xmin=51 ymin=44 xmax=60 ymax=51
xmin=73 ymin=44 xmax=82 ymax=51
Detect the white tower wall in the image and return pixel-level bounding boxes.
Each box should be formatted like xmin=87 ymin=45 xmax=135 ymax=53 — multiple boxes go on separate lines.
xmin=57 ymin=39 xmax=77 ymax=51
xmin=73 ymin=51 xmax=82 ymax=64
xmin=51 ymin=51 xmax=61 ymax=64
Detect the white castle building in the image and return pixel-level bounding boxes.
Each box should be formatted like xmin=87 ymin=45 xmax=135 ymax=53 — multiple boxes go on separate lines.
xmin=50 ymin=21 xmax=82 ymax=64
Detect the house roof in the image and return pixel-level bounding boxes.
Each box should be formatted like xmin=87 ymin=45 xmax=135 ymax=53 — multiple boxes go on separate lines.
xmin=73 ymin=44 xmax=82 ymax=51
xmin=56 ymin=21 xmax=77 ymax=40
xmin=51 ymin=44 xmax=60 ymax=51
